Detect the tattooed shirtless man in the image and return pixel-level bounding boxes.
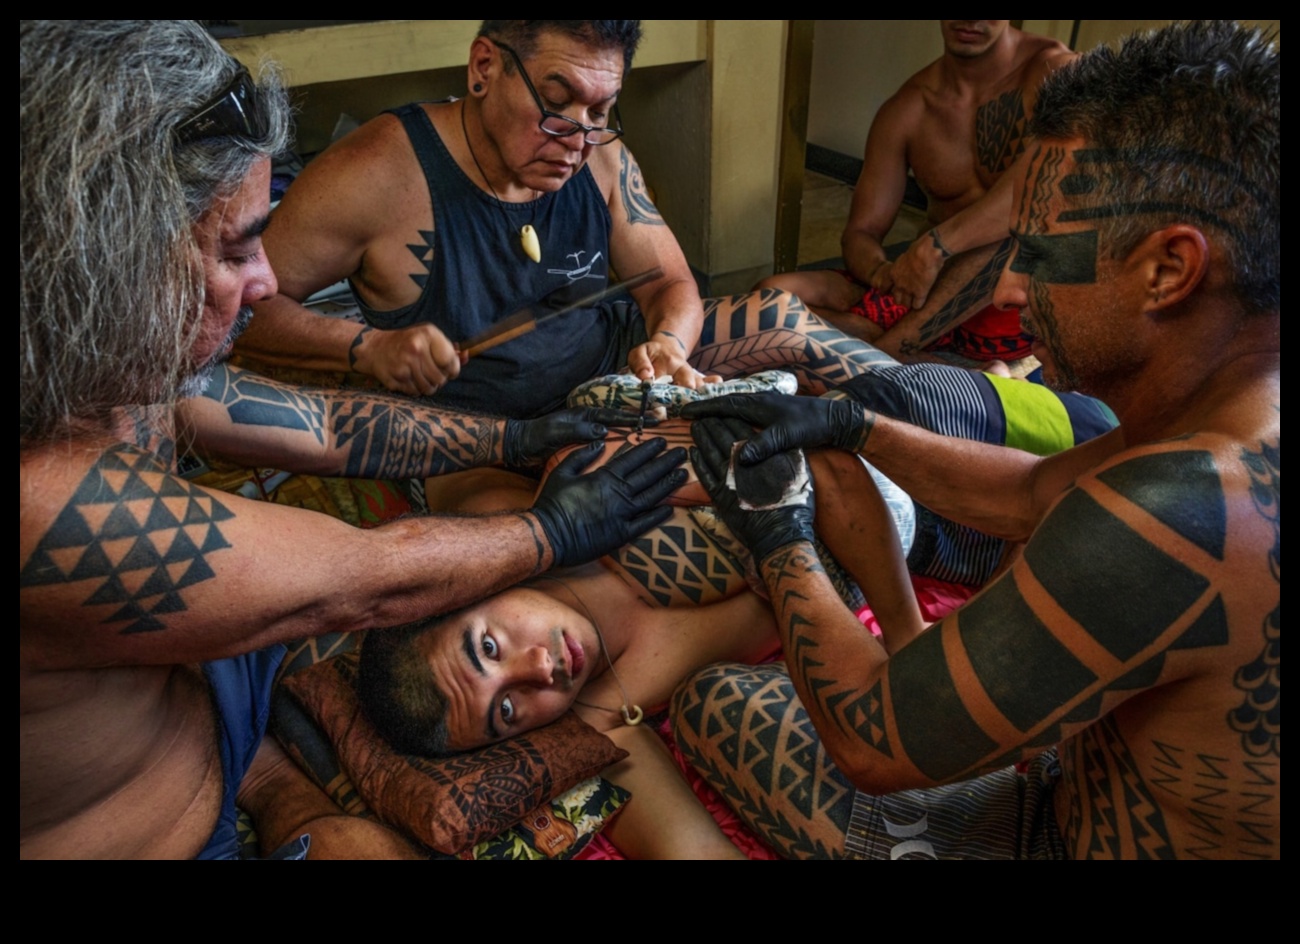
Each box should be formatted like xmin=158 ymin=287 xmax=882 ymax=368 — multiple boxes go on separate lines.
xmin=20 ymin=20 xmax=685 ymax=859
xmin=237 ymin=20 xmax=887 ymax=418
xmin=762 ymin=21 xmax=1073 ymax=371
xmin=682 ymin=21 xmax=1279 ymax=859
xmin=358 ymin=431 xmax=926 ymax=859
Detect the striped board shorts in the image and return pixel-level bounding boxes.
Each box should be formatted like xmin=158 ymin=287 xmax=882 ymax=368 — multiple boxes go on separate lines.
xmin=844 ymin=750 xmax=1067 ymax=860
xmin=836 ymin=365 xmax=1117 ymax=586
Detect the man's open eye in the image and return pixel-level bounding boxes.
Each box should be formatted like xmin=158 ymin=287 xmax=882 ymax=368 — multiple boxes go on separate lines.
xmin=482 ymin=634 xmax=499 ymax=659
xmin=500 ymin=695 xmax=515 ymax=725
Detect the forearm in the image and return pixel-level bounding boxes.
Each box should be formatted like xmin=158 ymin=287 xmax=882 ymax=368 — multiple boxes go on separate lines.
xmin=599 ymin=723 xmax=746 ymax=859
xmin=340 ymin=511 xmax=553 ymax=631
xmin=183 ymin=365 xmax=506 ymax=479
xmin=927 ymin=163 xmax=1017 ymax=257
xmin=638 ymin=276 xmax=705 ymax=360
xmin=841 ymin=229 xmax=889 ymax=285
xmin=758 ymin=542 xmax=915 ymax=791
xmin=857 ymin=413 xmax=1041 ymax=542
xmin=238 ymin=292 xmax=362 ymax=373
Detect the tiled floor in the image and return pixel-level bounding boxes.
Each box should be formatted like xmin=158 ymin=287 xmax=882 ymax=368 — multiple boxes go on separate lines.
xmin=795 ymin=170 xmax=928 ymax=268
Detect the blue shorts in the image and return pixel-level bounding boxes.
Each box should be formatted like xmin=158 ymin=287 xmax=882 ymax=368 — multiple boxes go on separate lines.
xmin=195 ymin=644 xmax=287 ymax=860
xmin=838 ymin=364 xmax=1117 ymax=586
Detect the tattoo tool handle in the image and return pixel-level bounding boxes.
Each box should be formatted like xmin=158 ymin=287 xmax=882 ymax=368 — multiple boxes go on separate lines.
xmin=636 ymin=380 xmax=652 ymax=434
xmin=459 ymin=266 xmax=664 ymax=359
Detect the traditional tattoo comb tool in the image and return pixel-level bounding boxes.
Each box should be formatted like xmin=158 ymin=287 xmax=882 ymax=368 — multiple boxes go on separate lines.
xmin=458 ymin=266 xmax=663 ymax=359
xmin=635 ymin=380 xmax=652 ymax=434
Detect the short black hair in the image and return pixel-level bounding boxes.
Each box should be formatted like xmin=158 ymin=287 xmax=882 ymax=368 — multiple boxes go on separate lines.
xmin=1031 ymin=21 xmax=1279 ymax=314
xmin=356 ymin=614 xmax=458 ymax=757
xmin=478 ymin=20 xmax=643 ymax=75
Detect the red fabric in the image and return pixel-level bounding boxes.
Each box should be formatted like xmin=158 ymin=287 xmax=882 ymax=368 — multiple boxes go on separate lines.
xmin=846 ymin=282 xmax=1032 ymax=362
xmin=848 ymin=285 xmax=911 ymax=331
xmin=856 ymin=574 xmax=978 ymax=636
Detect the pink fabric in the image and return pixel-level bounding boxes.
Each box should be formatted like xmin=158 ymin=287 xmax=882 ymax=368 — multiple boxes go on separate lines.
xmin=856 ymin=574 xmax=978 ymax=636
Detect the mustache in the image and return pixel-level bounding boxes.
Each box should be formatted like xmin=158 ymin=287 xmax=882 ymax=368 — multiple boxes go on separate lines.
xmin=223 ymin=305 xmax=255 ymax=355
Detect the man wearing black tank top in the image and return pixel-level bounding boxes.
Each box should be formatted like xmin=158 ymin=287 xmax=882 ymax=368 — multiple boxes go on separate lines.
xmin=239 ymin=20 xmax=893 ymax=419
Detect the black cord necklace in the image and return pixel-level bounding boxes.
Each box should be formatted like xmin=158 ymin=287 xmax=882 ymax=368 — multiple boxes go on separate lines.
xmin=461 ymin=100 xmax=541 ymax=263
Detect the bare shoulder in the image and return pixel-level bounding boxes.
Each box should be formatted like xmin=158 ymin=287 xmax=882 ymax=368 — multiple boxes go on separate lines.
xmin=265 ymin=107 xmax=437 ymax=296
xmin=1055 ymin=426 xmax=1278 ymax=618
xmin=1015 ymin=31 xmax=1077 ymax=88
xmin=880 ymin=64 xmax=936 ymax=129
xmin=289 ymin=111 xmax=413 ymax=201
xmin=582 ymin=139 xmax=622 ymax=205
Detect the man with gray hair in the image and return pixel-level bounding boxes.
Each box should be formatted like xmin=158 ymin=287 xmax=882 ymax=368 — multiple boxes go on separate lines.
xmin=20 ymin=20 xmax=685 ymax=859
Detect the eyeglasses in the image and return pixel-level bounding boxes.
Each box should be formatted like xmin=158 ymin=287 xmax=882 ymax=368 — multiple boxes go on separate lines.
xmin=175 ymin=63 xmax=268 ymax=144
xmin=495 ymin=41 xmax=624 ymax=147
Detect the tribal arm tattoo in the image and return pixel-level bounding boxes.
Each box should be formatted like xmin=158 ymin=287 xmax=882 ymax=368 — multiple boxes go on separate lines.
xmin=187 ymin=364 xmax=504 ymax=479
xmin=761 ymin=448 xmax=1238 ymax=799
xmin=908 ymin=238 xmax=1016 ymax=349
xmin=21 ymin=443 xmax=234 ymax=637
xmin=618 ymin=146 xmax=665 ymax=226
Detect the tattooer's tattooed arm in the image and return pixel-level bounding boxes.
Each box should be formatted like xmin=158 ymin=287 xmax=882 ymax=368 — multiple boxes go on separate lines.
xmin=600 ymin=141 xmax=707 ymax=387
xmin=178 ymin=363 xmax=505 ymax=479
xmin=21 ymin=441 xmax=556 ymax=668
xmin=618 ymin=147 xmax=665 ymax=226
xmin=758 ymin=446 xmax=1237 ymax=795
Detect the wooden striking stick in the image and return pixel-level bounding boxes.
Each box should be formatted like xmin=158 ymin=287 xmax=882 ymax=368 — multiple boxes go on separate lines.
xmin=459 ymin=267 xmax=663 ymax=359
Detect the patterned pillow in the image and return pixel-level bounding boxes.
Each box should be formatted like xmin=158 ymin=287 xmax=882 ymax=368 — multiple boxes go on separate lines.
xmin=462 ymin=777 xmax=631 ymax=860
xmin=278 ymin=651 xmax=627 ymax=855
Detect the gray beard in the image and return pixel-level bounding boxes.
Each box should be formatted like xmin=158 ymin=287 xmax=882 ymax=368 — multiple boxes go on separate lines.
xmin=178 ymin=305 xmax=254 ymax=399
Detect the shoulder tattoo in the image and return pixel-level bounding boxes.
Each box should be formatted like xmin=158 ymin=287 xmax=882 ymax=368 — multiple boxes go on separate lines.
xmin=20 ymin=443 xmax=234 ymax=634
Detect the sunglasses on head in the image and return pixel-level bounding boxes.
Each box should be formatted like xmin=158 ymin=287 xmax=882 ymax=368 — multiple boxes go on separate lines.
xmin=175 ymin=63 xmax=268 ymax=144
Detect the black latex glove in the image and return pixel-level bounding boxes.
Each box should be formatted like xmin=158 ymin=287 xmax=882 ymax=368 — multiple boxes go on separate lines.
xmin=532 ymin=437 xmax=687 ymax=568
xmin=690 ymin=416 xmax=815 ymax=565
xmin=503 ymin=408 xmax=657 ymax=468
xmin=680 ymin=393 xmax=865 ymax=465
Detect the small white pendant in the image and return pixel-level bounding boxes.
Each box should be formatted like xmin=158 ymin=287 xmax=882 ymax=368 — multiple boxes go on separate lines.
xmin=520 ymin=224 xmax=541 ymax=263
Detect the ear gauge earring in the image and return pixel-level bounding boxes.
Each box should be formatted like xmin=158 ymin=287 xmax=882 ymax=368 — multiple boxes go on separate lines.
xmin=473 ymin=83 xmax=483 ymax=93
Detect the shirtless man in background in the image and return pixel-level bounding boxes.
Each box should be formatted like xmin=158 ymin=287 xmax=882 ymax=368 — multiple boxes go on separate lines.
xmin=764 ymin=20 xmax=1073 ymax=372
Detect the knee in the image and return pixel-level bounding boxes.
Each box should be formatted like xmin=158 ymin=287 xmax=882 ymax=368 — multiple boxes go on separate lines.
xmin=670 ymin=661 xmax=794 ymax=756
xmin=754 ymin=273 xmax=800 ymax=295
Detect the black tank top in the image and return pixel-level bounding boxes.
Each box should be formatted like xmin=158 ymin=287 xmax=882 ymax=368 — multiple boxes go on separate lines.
xmin=353 ymin=102 xmax=621 ymax=417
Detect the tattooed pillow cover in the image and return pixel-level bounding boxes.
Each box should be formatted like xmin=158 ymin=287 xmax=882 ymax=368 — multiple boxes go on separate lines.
xmin=278 ymin=651 xmax=627 ymax=854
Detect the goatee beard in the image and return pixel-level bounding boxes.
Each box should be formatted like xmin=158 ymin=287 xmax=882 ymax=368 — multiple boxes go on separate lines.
xmin=178 ymin=305 xmax=254 ymax=399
